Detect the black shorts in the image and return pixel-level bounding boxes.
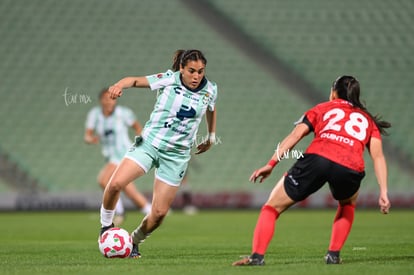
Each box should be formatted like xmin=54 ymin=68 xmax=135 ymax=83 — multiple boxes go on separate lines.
xmin=284 ymin=154 xmax=365 ymax=202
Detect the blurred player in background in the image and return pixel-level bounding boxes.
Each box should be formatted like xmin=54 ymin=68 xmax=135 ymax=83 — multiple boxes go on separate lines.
xmin=233 ymin=75 xmax=391 ymax=266
xmin=85 ymin=89 xmax=152 ymax=225
xmin=99 ymin=49 xmax=218 ymax=259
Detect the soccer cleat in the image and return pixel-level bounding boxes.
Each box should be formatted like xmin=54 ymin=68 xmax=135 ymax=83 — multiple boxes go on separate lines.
xmin=129 ymin=243 xmax=141 ymax=259
xmin=324 ymin=252 xmax=342 ymax=264
xmin=232 ymin=255 xmax=265 ymax=266
xmin=99 ymin=223 xmax=114 ymax=237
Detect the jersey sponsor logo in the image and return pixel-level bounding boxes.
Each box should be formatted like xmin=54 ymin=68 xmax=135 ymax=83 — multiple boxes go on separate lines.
xmin=164 ymin=120 xmax=173 ymax=128
xmin=174 ymin=86 xmax=181 ymax=94
xmin=104 ymin=129 xmax=114 ymax=136
xmin=320 ymin=132 xmax=355 ymax=146
xmin=163 ymin=118 xmax=190 ymax=135
xmin=161 ymin=104 xmax=196 ymax=136
xmin=183 ymin=93 xmax=200 ymax=102
xmin=174 ymin=86 xmax=202 ymax=103
xmin=176 ymin=104 xmax=196 ymax=121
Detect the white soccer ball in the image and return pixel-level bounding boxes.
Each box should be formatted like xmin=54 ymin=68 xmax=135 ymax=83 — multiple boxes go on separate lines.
xmin=98 ymin=227 xmax=133 ymax=258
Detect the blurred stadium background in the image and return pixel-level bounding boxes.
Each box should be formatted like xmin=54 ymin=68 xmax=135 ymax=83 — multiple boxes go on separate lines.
xmin=0 ymin=0 xmax=412 ymax=210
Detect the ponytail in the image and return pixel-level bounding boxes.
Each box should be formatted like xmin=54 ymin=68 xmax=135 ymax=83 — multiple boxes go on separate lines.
xmin=171 ymin=49 xmax=185 ymax=72
xmin=332 ymin=75 xmax=391 ymax=135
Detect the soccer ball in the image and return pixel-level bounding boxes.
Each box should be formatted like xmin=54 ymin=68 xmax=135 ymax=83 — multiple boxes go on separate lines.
xmin=98 ymin=227 xmax=133 ymax=258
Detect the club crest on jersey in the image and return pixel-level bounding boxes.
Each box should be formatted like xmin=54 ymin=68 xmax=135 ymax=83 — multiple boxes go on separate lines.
xmin=202 ymin=93 xmax=210 ymax=105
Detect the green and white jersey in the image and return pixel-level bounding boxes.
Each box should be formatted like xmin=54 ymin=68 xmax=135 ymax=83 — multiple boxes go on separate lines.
xmin=85 ymin=105 xmax=136 ymax=163
xmin=143 ymin=70 xmax=217 ymax=152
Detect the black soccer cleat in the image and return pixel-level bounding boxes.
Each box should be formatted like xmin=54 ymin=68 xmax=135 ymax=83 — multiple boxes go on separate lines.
xmin=324 ymin=252 xmax=342 ymax=264
xmin=99 ymin=223 xmax=114 ymax=237
xmin=232 ymin=254 xmax=265 ymax=266
xmin=129 ymin=243 xmax=141 ymax=259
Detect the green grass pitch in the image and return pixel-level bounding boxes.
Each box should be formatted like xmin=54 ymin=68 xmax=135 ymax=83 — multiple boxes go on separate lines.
xmin=1 ymin=209 xmax=413 ymax=275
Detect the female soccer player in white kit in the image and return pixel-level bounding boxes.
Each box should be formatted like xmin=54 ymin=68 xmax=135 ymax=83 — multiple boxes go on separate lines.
xmin=85 ymin=89 xmax=152 ymax=225
xmin=99 ymin=49 xmax=218 ymax=259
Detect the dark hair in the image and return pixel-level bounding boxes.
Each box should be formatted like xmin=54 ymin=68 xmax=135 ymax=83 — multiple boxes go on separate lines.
xmin=332 ymin=75 xmax=391 ymax=135
xmin=98 ymin=87 xmax=109 ymax=99
xmin=171 ymin=49 xmax=207 ymax=72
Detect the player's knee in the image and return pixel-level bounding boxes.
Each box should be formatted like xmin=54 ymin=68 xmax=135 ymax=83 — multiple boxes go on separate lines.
xmin=106 ymin=179 xmax=125 ymax=194
xmin=150 ymin=207 xmax=168 ymax=222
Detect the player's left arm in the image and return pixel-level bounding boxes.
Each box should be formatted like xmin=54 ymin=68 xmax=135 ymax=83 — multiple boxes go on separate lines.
xmin=368 ymin=136 xmax=390 ymax=214
xmin=195 ymin=108 xmax=216 ymax=155
xmin=271 ymin=122 xmax=310 ymax=162
xmin=250 ymin=123 xmax=310 ymax=183
xmin=84 ymin=128 xmax=99 ymax=144
xmin=108 ymin=77 xmax=151 ymax=99
xmin=131 ymin=121 xmax=143 ymax=136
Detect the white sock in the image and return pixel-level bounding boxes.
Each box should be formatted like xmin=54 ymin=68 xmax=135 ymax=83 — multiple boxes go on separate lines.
xmin=141 ymin=203 xmax=152 ymax=215
xmin=131 ymin=227 xmax=150 ymax=245
xmin=115 ymin=197 xmax=124 ymax=216
xmin=100 ymin=204 xmax=115 ymax=227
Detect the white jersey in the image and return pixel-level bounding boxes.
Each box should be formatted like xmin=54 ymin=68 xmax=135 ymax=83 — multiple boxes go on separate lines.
xmin=85 ymin=105 xmax=136 ymax=163
xmin=143 ymin=70 xmax=218 ymax=152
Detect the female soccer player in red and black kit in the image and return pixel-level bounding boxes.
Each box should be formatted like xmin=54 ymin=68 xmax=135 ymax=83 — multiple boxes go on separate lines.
xmin=233 ymin=75 xmax=391 ymax=266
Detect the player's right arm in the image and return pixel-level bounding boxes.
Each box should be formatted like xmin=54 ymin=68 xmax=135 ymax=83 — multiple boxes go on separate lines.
xmin=250 ymin=123 xmax=310 ymax=183
xmin=84 ymin=128 xmax=99 ymax=144
xmin=84 ymin=108 xmax=100 ymax=144
xmin=368 ymin=136 xmax=390 ymax=214
xmin=108 ymin=77 xmax=150 ymax=99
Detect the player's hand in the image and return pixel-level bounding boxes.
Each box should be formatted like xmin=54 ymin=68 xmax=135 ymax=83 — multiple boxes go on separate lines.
xmin=88 ymin=136 xmax=99 ymax=144
xmin=379 ymin=194 xmax=391 ymax=214
xmin=195 ymin=140 xmax=212 ymax=155
xmin=108 ymin=85 xmax=123 ymax=99
xmin=84 ymin=134 xmax=99 ymax=144
xmin=249 ymin=165 xmax=273 ymax=183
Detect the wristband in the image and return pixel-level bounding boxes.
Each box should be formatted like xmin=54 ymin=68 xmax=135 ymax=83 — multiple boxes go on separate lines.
xmin=267 ymin=159 xmax=277 ymax=168
xmin=208 ymin=132 xmax=216 ymax=143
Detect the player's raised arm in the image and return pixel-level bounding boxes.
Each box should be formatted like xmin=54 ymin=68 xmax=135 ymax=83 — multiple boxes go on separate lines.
xmin=249 ymin=123 xmax=310 ymax=183
xmin=108 ymin=77 xmax=150 ymax=99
